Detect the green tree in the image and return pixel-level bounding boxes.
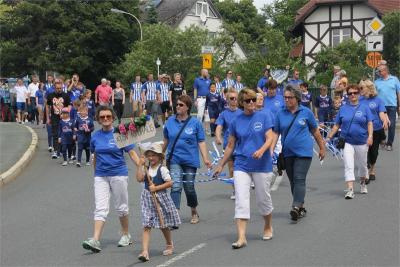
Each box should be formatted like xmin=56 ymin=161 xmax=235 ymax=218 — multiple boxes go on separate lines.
xmin=314 ymin=40 xmax=369 ymax=86
xmin=111 ymin=24 xmax=227 ymax=93
xmin=262 ymin=0 xmax=309 ymax=39
xmin=0 ymin=0 xmax=140 ymax=87
xmin=382 ymin=11 xmax=400 ymax=76
xmin=146 ymin=2 xmax=158 ymax=24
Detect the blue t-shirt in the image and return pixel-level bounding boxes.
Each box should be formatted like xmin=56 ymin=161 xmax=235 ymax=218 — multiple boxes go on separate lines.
xmin=360 ymin=96 xmax=386 ymax=131
xmin=229 ymin=111 xmax=274 ymax=172
xmin=206 ymin=92 xmax=223 ymax=113
xmin=74 ymin=116 xmax=94 ymax=143
xmin=263 ymin=95 xmax=284 ymax=120
xmin=300 ymin=91 xmax=312 ymax=109
xmin=69 ymin=88 xmax=82 ymax=102
xmin=70 ymin=107 xmax=78 ymax=122
xmin=163 ymin=116 xmax=205 ymax=168
xmin=58 ymin=119 xmax=74 ymax=145
xmin=335 ymin=103 xmax=373 ymax=145
xmin=315 ymin=95 xmax=332 ymax=110
xmin=257 ymin=77 xmax=268 ymax=90
xmin=193 ymin=77 xmax=211 ymax=97
xmin=375 ymin=75 xmax=400 ymax=106
xmin=35 ymin=90 xmax=45 ymax=105
xmin=90 ymin=129 xmax=135 ymax=177
xmin=215 ymin=108 xmax=243 ymax=148
xmin=85 ymin=99 xmax=95 ymax=120
xmin=287 ymin=79 xmax=303 ymax=88
xmin=274 ymin=106 xmax=318 ymax=158
xmin=44 ymin=83 xmax=55 ymax=98
xmin=0 ymin=88 xmax=11 ymax=104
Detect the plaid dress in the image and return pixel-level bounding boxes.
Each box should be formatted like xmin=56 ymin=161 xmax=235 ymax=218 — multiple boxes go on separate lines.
xmin=140 ymin=166 xmax=181 ymax=228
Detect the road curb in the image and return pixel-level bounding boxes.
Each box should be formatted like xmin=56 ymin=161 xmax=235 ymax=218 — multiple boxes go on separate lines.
xmin=0 ymin=125 xmax=38 ymax=187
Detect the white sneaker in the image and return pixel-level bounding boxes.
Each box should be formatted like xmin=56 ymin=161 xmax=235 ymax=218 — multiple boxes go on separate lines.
xmin=68 ymin=159 xmax=74 ymax=164
xmin=85 ymin=162 xmax=91 ymax=166
xmin=117 ymin=233 xmax=132 ymax=247
xmin=360 ymin=183 xmax=368 ymax=194
xmin=62 ymin=161 xmax=68 ymax=166
xmin=250 ymin=182 xmax=255 ymax=189
xmin=48 ymin=146 xmax=53 ymax=152
xmin=230 ymin=193 xmax=236 ymax=200
xmin=51 ymin=152 xmax=58 ymax=159
xmin=345 ymin=189 xmax=355 ymax=199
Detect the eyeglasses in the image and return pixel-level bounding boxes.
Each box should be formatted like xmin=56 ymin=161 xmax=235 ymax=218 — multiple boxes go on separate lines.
xmin=284 ymin=96 xmax=295 ymax=100
xmin=176 ymin=103 xmax=185 ymax=107
xmin=243 ymin=98 xmax=256 ymax=104
xmin=348 ymin=92 xmax=359 ymax=96
xmin=229 ymin=97 xmax=237 ymax=101
xmin=99 ymin=115 xmax=112 ymax=120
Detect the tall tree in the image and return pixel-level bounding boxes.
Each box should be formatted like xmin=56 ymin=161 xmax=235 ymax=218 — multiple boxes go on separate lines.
xmin=263 ymin=0 xmax=309 ymax=39
xmin=382 ymin=11 xmax=400 ymax=76
xmin=146 ymin=2 xmax=158 ymax=24
xmin=0 ymin=0 xmax=140 ymax=88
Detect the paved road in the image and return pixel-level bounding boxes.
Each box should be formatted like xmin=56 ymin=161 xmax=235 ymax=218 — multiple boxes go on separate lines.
xmin=0 ymin=123 xmax=31 ymax=173
xmin=1 ymin=125 xmax=399 ymax=267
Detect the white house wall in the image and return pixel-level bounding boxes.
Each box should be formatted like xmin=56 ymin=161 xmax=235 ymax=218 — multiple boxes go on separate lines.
xmin=302 ymin=3 xmax=378 ymax=65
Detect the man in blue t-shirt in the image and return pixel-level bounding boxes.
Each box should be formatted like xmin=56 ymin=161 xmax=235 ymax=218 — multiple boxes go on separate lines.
xmin=193 ymin=69 xmax=211 ymax=128
xmin=287 ymin=69 xmax=303 ymax=89
xmin=375 ymin=65 xmax=400 ymax=151
xmin=257 ymin=68 xmax=270 ymax=94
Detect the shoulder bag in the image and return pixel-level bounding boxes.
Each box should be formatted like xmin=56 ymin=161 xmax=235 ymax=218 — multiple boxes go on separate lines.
xmin=336 ymin=105 xmax=360 ymax=149
xmin=166 ymin=116 xmax=192 ymax=169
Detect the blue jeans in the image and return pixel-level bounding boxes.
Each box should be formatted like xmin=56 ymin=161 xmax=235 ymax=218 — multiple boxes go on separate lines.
xmin=170 ymin=164 xmax=198 ymax=209
xmin=385 ymin=106 xmax=397 ymax=146
xmin=284 ymin=157 xmax=312 ymax=207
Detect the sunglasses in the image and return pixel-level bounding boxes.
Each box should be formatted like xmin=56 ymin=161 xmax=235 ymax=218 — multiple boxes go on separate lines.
xmin=229 ymin=97 xmax=237 ymax=101
xmin=348 ymin=92 xmax=359 ymax=96
xmin=176 ymin=103 xmax=185 ymax=107
xmin=228 ymin=72 xmax=233 ymax=75
xmin=284 ymin=96 xmax=295 ymax=100
xmin=243 ymin=98 xmax=256 ymax=104
xmin=99 ymin=115 xmax=112 ymax=120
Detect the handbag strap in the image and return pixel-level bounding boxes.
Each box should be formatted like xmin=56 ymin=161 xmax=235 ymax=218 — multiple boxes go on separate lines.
xmin=167 ymin=116 xmax=192 ymax=163
xmin=282 ymin=110 xmax=300 ymax=150
xmin=343 ymin=104 xmax=360 ymax=138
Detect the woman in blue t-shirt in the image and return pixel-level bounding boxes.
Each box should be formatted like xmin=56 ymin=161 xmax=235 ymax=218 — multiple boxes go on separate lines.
xmin=163 ymin=95 xmax=211 ymax=226
xmin=82 ymin=106 xmax=141 ymax=253
xmin=359 ymin=80 xmax=388 ymax=182
xmin=214 ymin=88 xmax=275 ymax=249
xmin=327 ymin=84 xmax=373 ymax=199
xmin=273 ymin=85 xmax=325 ymax=222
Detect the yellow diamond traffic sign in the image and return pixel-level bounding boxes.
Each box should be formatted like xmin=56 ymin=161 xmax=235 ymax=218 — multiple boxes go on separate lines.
xmin=367 ymin=17 xmax=385 ymax=34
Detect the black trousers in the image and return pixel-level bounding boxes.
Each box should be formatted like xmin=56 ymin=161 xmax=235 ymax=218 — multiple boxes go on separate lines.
xmin=368 ymin=129 xmax=385 ymax=167
xmin=51 ymin=120 xmax=60 ymax=154
xmin=113 ymin=99 xmax=124 ymax=122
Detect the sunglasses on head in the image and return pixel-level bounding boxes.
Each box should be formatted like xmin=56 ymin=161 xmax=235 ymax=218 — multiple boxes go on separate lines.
xmin=348 ymin=91 xmax=359 ymax=96
xmin=243 ymin=98 xmax=256 ymax=104
xmin=99 ymin=115 xmax=112 ymax=120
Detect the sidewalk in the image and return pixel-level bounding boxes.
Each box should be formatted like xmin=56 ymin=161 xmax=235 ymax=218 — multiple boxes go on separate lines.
xmin=0 ymin=122 xmax=38 ymax=185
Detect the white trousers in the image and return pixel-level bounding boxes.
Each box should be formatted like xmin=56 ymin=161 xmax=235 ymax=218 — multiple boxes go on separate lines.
xmin=343 ymin=143 xmax=368 ymax=182
xmin=234 ymin=171 xmax=274 ymax=219
xmin=196 ymin=97 xmax=207 ymax=122
xmin=94 ymin=176 xmax=129 ymax=221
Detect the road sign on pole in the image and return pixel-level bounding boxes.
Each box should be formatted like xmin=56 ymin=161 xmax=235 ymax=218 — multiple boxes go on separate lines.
xmin=366 ymin=34 xmax=383 ymax=51
xmin=201 ymin=46 xmax=214 ymax=54
xmin=366 ymin=52 xmax=383 ymax=68
xmin=202 ymin=53 xmax=212 ymax=69
xmin=367 ymin=17 xmax=385 ymax=34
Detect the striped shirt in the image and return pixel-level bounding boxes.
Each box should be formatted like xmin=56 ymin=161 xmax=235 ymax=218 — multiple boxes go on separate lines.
xmin=215 ymin=82 xmax=223 ymax=94
xmin=130 ymin=82 xmax=142 ymax=101
xmin=157 ymin=82 xmax=170 ymax=102
xmin=142 ymin=81 xmax=157 ymax=101
xmin=233 ymin=82 xmax=244 ymax=92
xmin=222 ymin=79 xmax=235 ymax=89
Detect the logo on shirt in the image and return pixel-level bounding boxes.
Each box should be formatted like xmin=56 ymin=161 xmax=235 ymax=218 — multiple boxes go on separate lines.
xmin=355 ymin=111 xmax=363 ymax=118
xmin=108 ymin=138 xmax=116 ymax=147
xmin=369 ymin=102 xmax=377 ymax=109
xmin=52 ymin=97 xmax=65 ymax=115
xmin=253 ymin=122 xmax=263 ymax=131
xmin=298 ymin=118 xmax=306 ymax=126
xmin=185 ymin=127 xmax=194 ymax=135
xmin=274 ymin=100 xmax=281 ymax=107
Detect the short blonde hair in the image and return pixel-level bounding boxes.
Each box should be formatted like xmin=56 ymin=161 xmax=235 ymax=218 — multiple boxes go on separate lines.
xmin=359 ymin=79 xmax=378 ymax=98
xmin=238 ymin=88 xmax=256 ymax=109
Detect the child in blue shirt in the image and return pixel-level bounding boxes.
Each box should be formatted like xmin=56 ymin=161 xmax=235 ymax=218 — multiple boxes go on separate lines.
xmin=315 ymin=85 xmax=332 ymax=123
xmin=58 ymin=108 xmax=75 ymax=166
xmin=74 ymin=106 xmax=94 ymax=167
xmin=69 ymin=99 xmax=81 ymax=161
xmin=300 ymin=82 xmax=313 ymax=110
xmin=83 ymin=89 xmax=95 ymax=120
xmin=205 ymin=83 xmax=223 ymax=137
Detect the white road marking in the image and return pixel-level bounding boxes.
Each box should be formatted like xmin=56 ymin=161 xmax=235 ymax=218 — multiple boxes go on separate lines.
xmin=156 ymin=243 xmax=206 ymax=267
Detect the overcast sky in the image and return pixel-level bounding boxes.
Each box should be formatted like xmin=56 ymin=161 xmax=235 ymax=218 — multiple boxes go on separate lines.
xmin=253 ymin=0 xmax=275 ymax=11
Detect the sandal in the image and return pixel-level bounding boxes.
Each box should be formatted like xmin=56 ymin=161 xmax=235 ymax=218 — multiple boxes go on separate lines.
xmin=190 ymin=214 xmax=199 ymax=224
xmin=232 ymin=241 xmax=247 ymax=249
xmin=163 ymin=244 xmax=174 ymax=256
xmin=138 ymin=252 xmax=150 ymax=262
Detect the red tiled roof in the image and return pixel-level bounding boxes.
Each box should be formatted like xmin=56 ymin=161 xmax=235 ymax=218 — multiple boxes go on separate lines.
xmin=292 ymin=0 xmax=400 ymax=32
xmin=289 ymin=43 xmax=304 ymax=58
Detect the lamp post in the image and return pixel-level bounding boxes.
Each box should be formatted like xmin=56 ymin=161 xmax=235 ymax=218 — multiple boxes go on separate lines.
xmin=111 ymin=8 xmax=143 ymax=41
xmin=156 ymin=58 xmax=161 ymax=77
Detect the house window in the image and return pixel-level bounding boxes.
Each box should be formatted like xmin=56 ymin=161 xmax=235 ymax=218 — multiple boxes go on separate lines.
xmin=208 ymin=32 xmax=217 ymax=39
xmin=196 ymin=1 xmax=209 ymax=17
xmin=332 ymin=28 xmax=351 ymax=47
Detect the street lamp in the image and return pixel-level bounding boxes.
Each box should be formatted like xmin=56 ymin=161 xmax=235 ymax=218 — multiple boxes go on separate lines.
xmin=110 ymin=8 xmax=143 ymax=41
xmin=156 ymin=57 xmax=161 ymax=77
